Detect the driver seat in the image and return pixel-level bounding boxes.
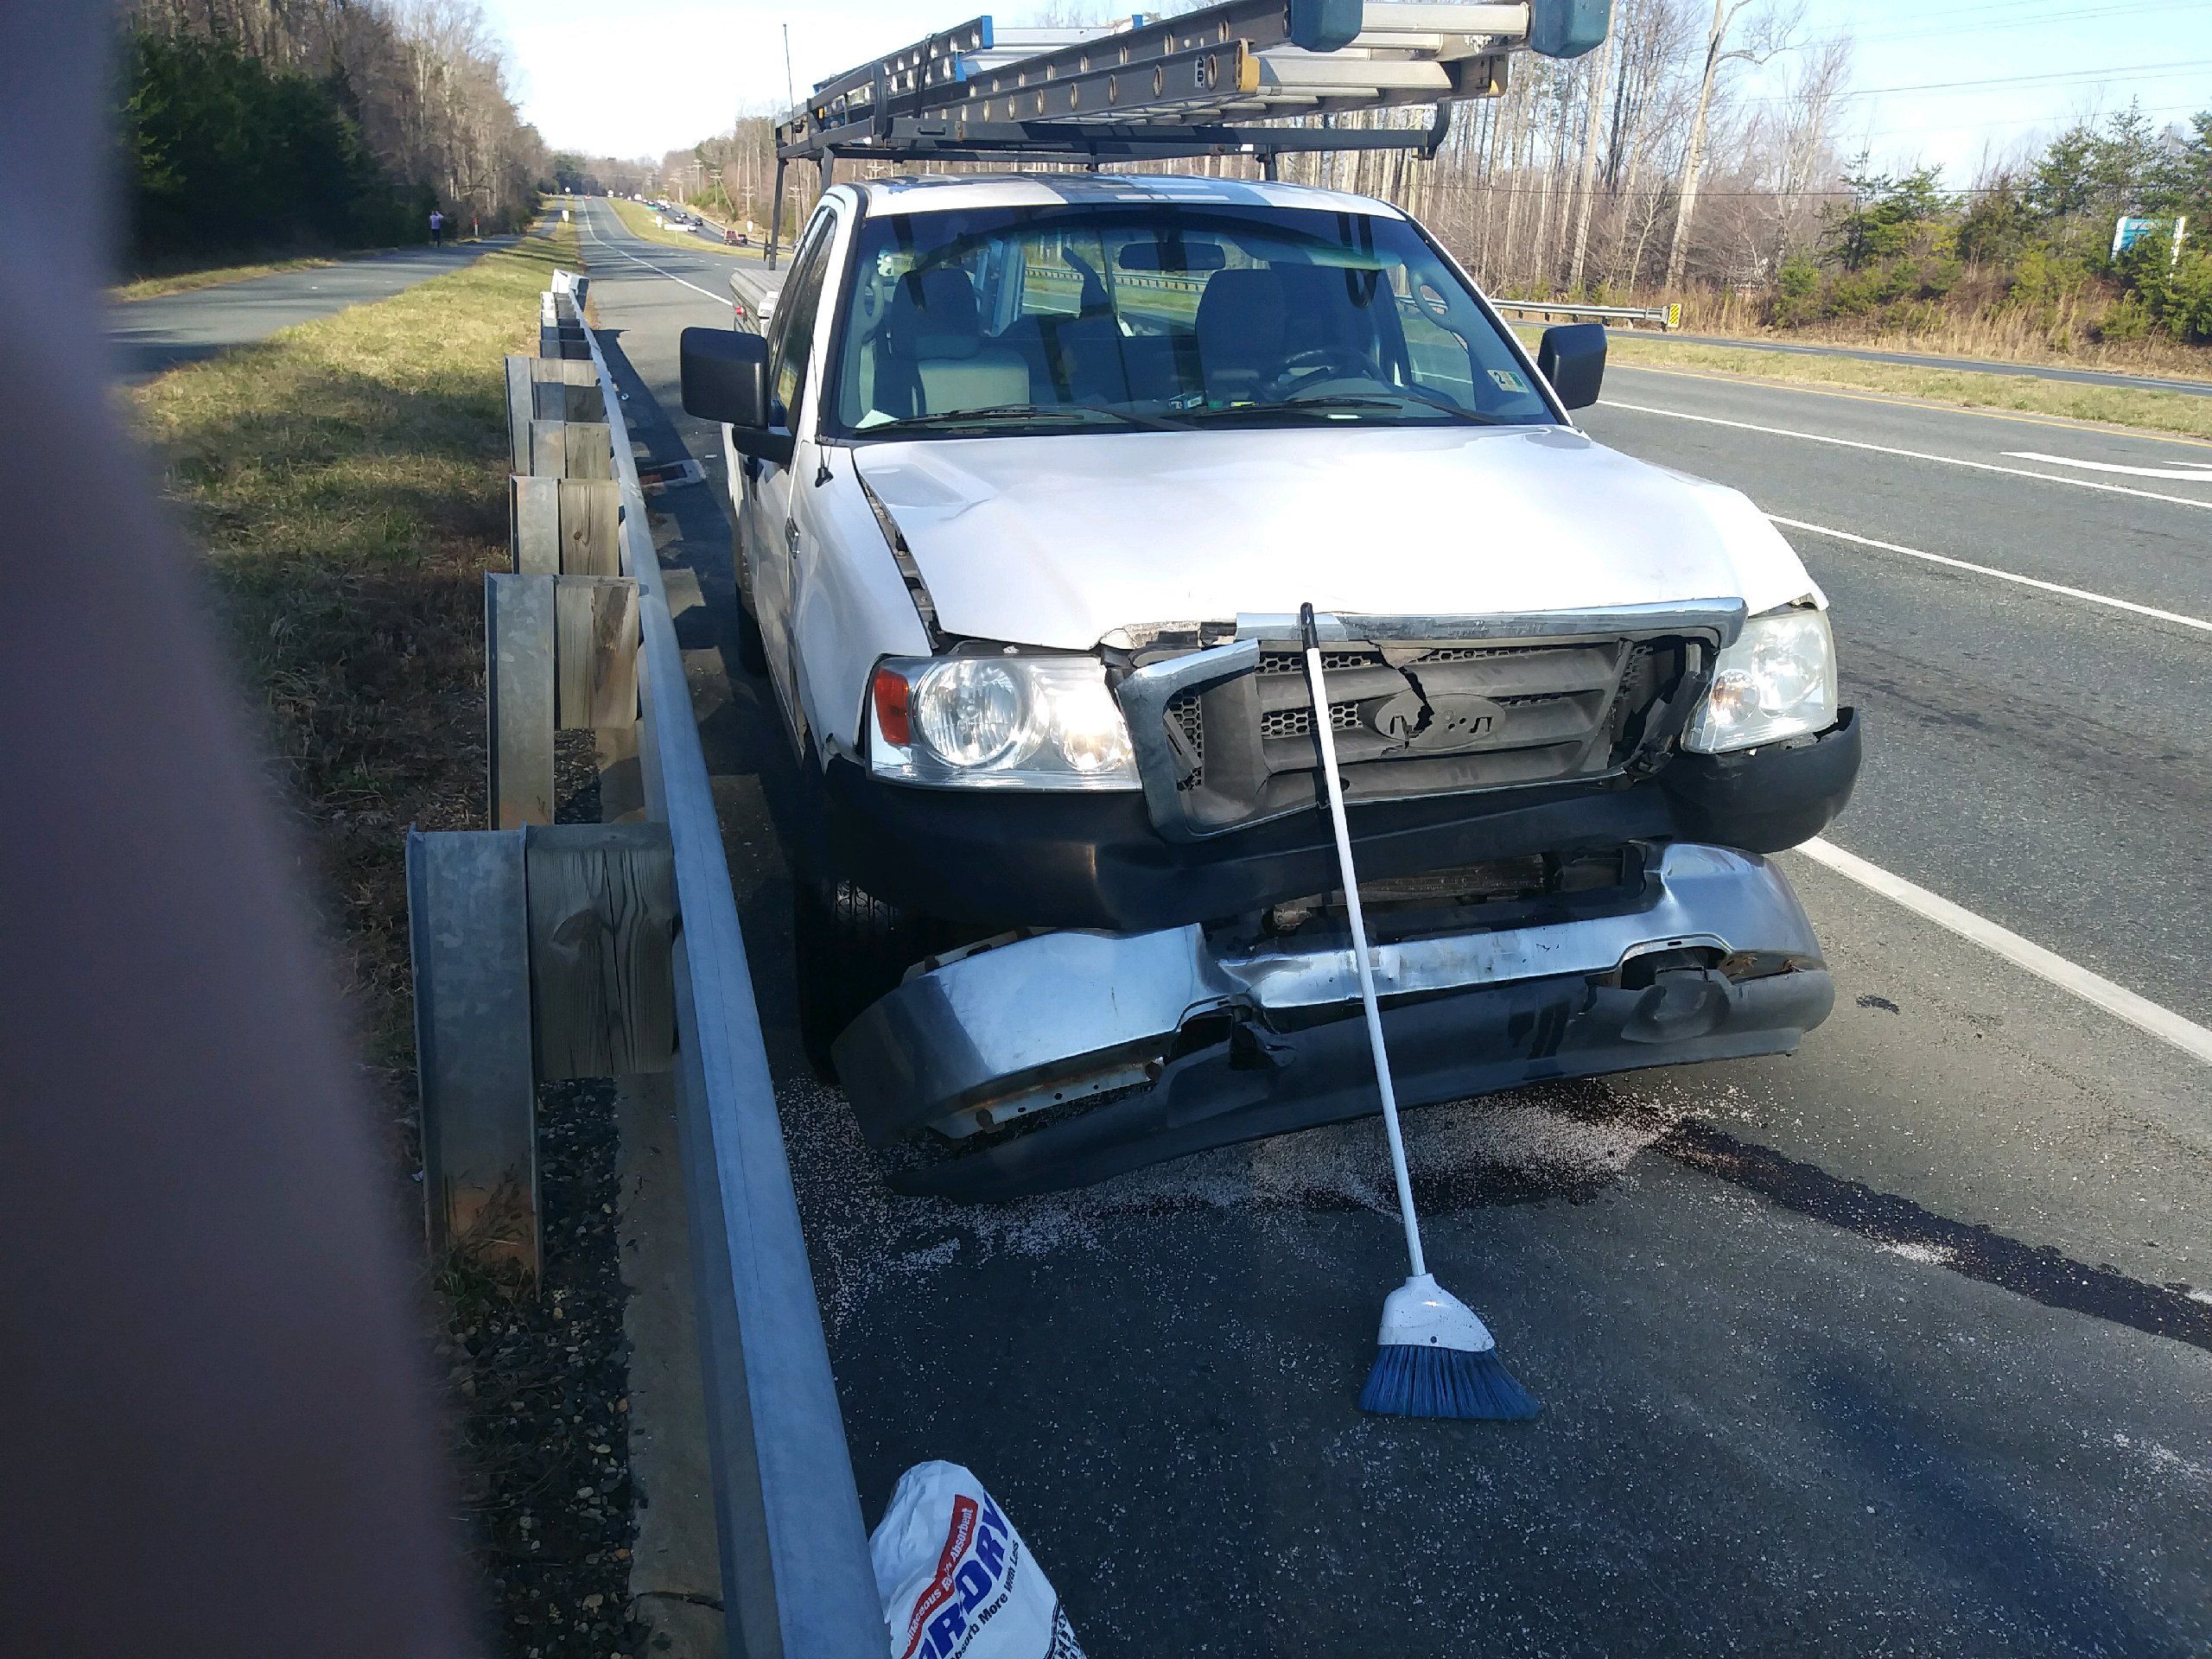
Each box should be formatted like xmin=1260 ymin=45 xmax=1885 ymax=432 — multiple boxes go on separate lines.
xmin=1194 ymin=268 xmax=1292 ymax=404
xmin=1194 ymin=265 xmax=1383 ymax=404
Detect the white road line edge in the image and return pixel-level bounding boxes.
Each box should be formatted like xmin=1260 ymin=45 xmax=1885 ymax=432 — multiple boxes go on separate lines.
xmin=1770 ymin=514 xmax=2212 ymax=634
xmin=1796 ymin=838 xmax=2212 ymax=1067
xmin=579 ymin=205 xmax=729 ymax=304
xmin=2003 ymin=449 xmax=2212 ymax=482
xmin=1601 ymin=398 xmax=2212 ymax=513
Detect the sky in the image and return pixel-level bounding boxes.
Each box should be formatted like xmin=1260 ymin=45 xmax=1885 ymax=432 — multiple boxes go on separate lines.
xmin=476 ymin=0 xmax=2212 ymax=182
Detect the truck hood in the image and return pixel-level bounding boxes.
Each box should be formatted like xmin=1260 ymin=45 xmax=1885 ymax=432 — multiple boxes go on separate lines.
xmin=851 ymin=424 xmax=1819 ymax=649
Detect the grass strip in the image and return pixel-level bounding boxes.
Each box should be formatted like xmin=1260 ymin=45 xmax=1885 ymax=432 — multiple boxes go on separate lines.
xmin=132 ymin=225 xmax=583 ymax=1077
xmin=1516 ymin=327 xmax=2212 ymax=443
xmin=112 ymin=254 xmax=347 ymax=302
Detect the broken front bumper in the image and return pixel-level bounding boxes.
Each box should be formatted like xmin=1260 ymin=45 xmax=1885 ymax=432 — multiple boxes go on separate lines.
xmin=833 ymin=842 xmax=1834 ymax=1200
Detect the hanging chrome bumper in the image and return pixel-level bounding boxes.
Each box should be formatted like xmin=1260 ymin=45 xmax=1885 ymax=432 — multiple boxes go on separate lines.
xmin=833 ymin=842 xmax=1833 ymax=1198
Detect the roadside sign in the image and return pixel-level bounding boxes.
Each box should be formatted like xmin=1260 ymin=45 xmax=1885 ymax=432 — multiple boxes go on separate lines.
xmin=2112 ymin=213 xmax=2185 ymax=265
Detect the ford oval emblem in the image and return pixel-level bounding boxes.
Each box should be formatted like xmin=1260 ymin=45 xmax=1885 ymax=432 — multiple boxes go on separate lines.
xmin=1368 ymin=690 xmax=1503 ymax=752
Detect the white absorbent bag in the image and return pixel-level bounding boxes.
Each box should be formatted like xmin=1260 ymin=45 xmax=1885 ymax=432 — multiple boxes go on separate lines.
xmin=870 ymin=1461 xmax=1084 ymax=1659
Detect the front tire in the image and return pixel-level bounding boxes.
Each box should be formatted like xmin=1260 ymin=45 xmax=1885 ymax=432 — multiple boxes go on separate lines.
xmin=791 ymin=879 xmax=947 ymax=1082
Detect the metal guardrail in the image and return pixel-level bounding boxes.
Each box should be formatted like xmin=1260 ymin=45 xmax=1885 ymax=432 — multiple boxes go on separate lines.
xmin=1490 ymin=297 xmax=1682 ymax=331
xmin=574 ymin=266 xmax=884 ymax=1657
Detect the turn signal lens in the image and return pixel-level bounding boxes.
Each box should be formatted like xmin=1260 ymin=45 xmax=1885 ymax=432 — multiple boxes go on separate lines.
xmin=871 ymin=663 xmax=912 ymax=747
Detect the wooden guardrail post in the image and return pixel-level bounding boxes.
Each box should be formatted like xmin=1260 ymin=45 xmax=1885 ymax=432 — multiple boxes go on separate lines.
xmin=556 ymin=576 xmax=639 ymax=730
xmin=526 ymin=823 xmax=677 ymax=1080
xmin=533 ymin=356 xmax=606 ymax=421
xmin=487 ymin=570 xmax=638 ymax=827
xmin=487 ymin=573 xmax=556 ymax=829
xmin=507 ymin=355 xmax=602 ymax=467
xmin=510 ymin=475 xmax=619 ymax=576
xmin=409 ymin=822 xmax=677 ymax=1279
xmin=531 ymin=417 xmax=615 ymax=480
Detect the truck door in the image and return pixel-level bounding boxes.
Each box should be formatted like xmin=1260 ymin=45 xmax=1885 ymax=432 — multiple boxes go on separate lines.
xmin=744 ymin=209 xmax=837 ymax=738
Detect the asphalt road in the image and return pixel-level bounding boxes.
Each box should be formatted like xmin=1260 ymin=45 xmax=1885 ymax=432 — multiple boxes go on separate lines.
xmin=575 ymin=199 xmax=2212 ymax=1656
xmin=105 ymin=237 xmax=518 ymax=381
xmin=1642 ymin=332 xmax=2212 ymax=398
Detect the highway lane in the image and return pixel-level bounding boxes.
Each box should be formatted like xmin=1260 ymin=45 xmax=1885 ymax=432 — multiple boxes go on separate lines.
xmin=1580 ymin=369 xmax=2212 ymax=1026
xmin=105 ymin=237 xmax=520 ymax=381
xmin=574 ymin=198 xmax=2212 ymax=1656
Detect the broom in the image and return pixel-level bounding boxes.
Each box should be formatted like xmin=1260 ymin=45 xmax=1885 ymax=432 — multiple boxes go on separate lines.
xmin=1300 ymin=604 xmax=1540 ymax=1422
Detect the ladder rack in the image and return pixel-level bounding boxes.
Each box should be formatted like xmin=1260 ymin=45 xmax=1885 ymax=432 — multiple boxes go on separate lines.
xmin=779 ymin=0 xmax=1605 ymax=164
xmin=763 ymin=0 xmax=1607 ymax=260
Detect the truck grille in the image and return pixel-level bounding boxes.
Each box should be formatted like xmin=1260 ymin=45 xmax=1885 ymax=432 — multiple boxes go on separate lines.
xmin=1143 ymin=632 xmax=1706 ymax=836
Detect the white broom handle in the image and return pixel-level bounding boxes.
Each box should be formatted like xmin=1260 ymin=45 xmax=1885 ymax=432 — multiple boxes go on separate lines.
xmin=1305 ymin=641 xmax=1427 ymax=1280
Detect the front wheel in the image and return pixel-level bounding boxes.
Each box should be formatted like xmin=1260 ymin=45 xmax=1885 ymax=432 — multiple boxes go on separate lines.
xmin=791 ymin=879 xmax=949 ymax=1082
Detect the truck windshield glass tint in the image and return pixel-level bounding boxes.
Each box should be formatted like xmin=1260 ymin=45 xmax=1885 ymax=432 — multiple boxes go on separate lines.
xmin=827 ymin=205 xmax=1557 ymax=437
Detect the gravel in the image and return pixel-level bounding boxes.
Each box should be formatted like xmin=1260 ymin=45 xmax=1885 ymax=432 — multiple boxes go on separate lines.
xmin=435 ymin=1079 xmax=640 ymax=1657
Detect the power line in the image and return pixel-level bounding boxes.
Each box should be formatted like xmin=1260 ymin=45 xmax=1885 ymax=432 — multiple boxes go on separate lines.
xmin=1794 ymin=0 xmax=2178 ymax=52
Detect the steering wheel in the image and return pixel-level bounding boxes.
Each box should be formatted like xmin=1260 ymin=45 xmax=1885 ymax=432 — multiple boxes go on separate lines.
xmin=1269 ymin=343 xmax=1385 ymax=397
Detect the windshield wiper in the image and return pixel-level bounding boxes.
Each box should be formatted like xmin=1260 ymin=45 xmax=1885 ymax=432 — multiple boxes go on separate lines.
xmin=868 ymin=401 xmax=1191 ymax=434
xmin=1218 ymin=390 xmax=1497 ymax=424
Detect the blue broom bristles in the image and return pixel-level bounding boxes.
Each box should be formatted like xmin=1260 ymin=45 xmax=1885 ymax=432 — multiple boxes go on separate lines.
xmin=1360 ymin=1341 xmax=1541 ymax=1421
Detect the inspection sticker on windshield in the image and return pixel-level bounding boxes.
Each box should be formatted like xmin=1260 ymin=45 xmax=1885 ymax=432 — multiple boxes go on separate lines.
xmin=1489 ymin=368 xmax=1530 ymax=393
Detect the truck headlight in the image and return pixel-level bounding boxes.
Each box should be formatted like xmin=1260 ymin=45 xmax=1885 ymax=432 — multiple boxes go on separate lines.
xmin=868 ymin=655 xmax=1139 ymax=789
xmin=1683 ymin=608 xmax=1838 ymax=754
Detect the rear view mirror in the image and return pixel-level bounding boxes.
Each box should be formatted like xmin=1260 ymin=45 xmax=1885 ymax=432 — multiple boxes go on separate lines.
xmin=1118 ymin=238 xmax=1228 ymax=273
xmin=680 ymin=327 xmax=790 ymax=461
xmin=1537 ymin=321 xmax=1606 ymax=411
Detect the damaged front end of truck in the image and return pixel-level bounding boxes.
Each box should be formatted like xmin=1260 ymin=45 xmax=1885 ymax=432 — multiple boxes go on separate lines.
xmin=830 ymin=606 xmax=1859 ymax=1198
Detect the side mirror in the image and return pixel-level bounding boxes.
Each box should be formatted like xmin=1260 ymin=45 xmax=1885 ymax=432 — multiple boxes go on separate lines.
xmin=1537 ymin=321 xmax=1606 ymax=411
xmin=680 ymin=327 xmax=791 ymax=462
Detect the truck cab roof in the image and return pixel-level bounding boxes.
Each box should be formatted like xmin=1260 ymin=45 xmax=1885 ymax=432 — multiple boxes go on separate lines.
xmin=844 ymin=172 xmax=1409 ymax=219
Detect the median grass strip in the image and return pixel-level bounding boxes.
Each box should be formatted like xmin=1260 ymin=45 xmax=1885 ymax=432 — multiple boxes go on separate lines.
xmin=1512 ymin=327 xmax=2212 ymax=443
xmin=111 ymin=254 xmax=345 ymax=302
xmin=130 ymin=222 xmax=644 ymax=1659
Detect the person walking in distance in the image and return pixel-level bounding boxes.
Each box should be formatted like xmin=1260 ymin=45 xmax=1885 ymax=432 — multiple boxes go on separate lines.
xmin=428 ymin=207 xmax=444 ymax=247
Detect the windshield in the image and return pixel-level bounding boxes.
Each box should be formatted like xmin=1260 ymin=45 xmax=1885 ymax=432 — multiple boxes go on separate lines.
xmin=826 ymin=200 xmax=1557 ymax=438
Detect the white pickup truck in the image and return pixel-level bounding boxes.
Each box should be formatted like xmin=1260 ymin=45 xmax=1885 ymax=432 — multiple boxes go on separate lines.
xmin=681 ymin=172 xmax=1859 ymax=1198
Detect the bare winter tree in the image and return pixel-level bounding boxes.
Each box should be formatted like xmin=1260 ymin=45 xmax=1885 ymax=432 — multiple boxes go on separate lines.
xmin=655 ymin=0 xmax=1853 ymax=305
xmin=1663 ymin=0 xmax=1799 ymax=289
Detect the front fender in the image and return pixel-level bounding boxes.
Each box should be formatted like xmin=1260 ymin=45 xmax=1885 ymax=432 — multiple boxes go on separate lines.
xmin=786 ymin=454 xmax=936 ymax=768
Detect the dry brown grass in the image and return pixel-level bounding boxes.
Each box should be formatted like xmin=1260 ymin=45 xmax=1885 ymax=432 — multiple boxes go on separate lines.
xmin=130 ymin=224 xmax=585 ymax=1079
xmin=1510 ymin=321 xmax=2212 ymax=442
xmin=1602 ymin=335 xmax=2212 ymax=443
xmin=1663 ymin=286 xmax=2212 ymax=385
